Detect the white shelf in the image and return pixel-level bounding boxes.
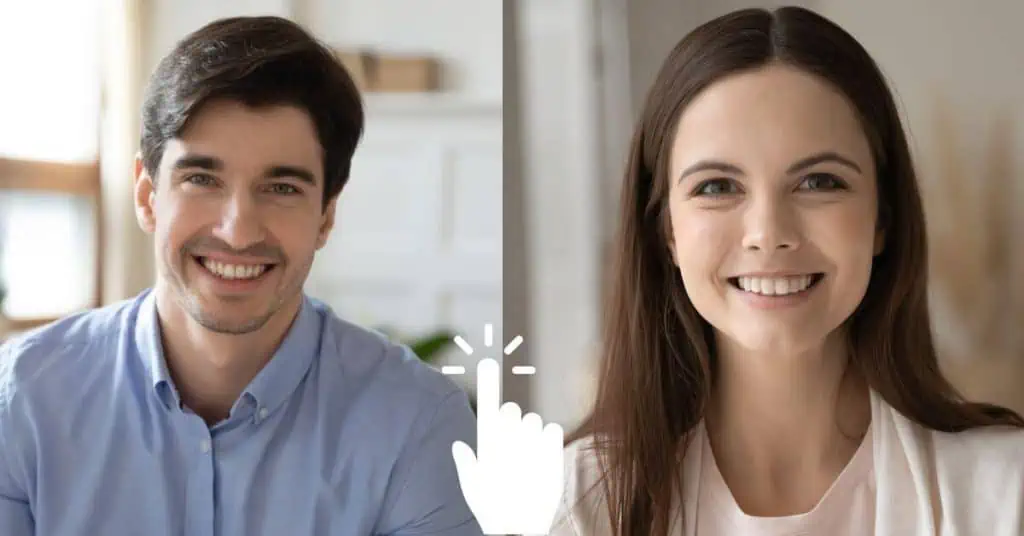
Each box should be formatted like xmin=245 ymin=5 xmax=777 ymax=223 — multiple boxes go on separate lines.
xmin=361 ymin=93 xmax=502 ymax=117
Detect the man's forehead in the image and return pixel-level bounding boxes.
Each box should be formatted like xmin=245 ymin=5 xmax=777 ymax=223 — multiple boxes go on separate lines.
xmin=176 ymin=100 xmax=321 ymax=153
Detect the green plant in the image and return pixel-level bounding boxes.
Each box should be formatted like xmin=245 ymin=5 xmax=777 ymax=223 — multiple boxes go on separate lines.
xmin=406 ymin=330 xmax=457 ymax=365
xmin=374 ymin=327 xmax=454 ymax=363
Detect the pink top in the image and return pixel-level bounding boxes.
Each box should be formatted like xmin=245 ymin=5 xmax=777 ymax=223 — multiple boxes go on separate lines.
xmin=553 ymin=388 xmax=1024 ymax=535
xmin=695 ymin=424 xmax=876 ymax=535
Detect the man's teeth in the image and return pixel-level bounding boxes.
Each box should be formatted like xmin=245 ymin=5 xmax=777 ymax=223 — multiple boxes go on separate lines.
xmin=737 ymin=275 xmax=816 ymax=296
xmin=201 ymin=259 xmax=268 ymax=280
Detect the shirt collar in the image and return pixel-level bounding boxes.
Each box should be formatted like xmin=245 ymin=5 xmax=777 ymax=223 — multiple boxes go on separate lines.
xmin=133 ymin=289 xmax=178 ymax=409
xmin=241 ymin=294 xmax=322 ymax=417
xmin=133 ymin=289 xmax=323 ymax=416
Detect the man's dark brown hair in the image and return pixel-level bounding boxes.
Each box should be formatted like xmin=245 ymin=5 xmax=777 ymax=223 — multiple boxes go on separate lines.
xmin=140 ymin=16 xmax=363 ymax=210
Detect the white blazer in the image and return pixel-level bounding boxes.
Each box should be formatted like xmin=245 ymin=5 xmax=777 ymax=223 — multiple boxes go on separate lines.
xmin=552 ymin=389 xmax=1024 ymax=535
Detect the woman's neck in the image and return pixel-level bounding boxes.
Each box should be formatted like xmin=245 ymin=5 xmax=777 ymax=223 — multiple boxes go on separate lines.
xmin=704 ymin=330 xmax=871 ymax=515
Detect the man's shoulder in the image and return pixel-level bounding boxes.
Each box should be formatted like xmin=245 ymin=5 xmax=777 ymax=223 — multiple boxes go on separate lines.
xmin=0 ymin=296 xmax=141 ymax=405
xmin=311 ymin=299 xmax=467 ymax=407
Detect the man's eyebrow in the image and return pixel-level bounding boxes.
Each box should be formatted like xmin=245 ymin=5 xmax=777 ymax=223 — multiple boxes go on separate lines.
xmin=264 ymin=165 xmax=316 ymax=185
xmin=172 ymin=154 xmax=223 ymax=171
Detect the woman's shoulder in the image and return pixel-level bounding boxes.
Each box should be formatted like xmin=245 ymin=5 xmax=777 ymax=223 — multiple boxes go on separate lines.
xmin=924 ymin=423 xmax=1024 ymax=531
xmin=873 ymin=390 xmax=1024 ymax=475
xmin=551 ymin=436 xmax=614 ymax=536
xmin=928 ymin=421 xmax=1024 ymax=476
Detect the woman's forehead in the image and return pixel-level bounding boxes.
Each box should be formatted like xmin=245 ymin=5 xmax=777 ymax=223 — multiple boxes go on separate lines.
xmin=669 ymin=65 xmax=872 ymax=174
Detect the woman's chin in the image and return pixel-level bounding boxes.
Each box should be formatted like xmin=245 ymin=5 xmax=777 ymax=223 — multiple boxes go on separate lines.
xmin=723 ymin=330 xmax=825 ymax=360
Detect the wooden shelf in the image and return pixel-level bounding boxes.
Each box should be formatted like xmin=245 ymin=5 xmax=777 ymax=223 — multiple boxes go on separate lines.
xmin=0 ymin=156 xmax=104 ymax=310
xmin=4 ymin=315 xmax=59 ymax=332
xmin=0 ymin=157 xmax=100 ymax=196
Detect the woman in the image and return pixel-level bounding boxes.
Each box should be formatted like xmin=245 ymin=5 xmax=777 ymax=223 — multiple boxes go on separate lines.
xmin=552 ymin=6 xmax=1024 ymax=536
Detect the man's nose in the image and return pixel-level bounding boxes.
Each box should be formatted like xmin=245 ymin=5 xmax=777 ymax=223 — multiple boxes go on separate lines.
xmin=212 ymin=193 xmax=264 ymax=250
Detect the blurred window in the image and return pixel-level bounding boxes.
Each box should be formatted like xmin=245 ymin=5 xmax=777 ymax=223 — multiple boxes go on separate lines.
xmin=0 ymin=0 xmax=102 ymax=327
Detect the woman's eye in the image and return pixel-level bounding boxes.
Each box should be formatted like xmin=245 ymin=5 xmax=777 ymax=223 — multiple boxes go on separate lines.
xmin=799 ymin=173 xmax=847 ymax=191
xmin=694 ymin=179 xmax=739 ymax=197
xmin=269 ymin=184 xmax=299 ymax=195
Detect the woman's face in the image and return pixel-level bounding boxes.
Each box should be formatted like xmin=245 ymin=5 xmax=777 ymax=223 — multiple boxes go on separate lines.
xmin=667 ymin=64 xmax=884 ymax=358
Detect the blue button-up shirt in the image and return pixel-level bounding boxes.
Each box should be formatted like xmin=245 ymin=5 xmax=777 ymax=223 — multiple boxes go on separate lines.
xmin=0 ymin=289 xmax=483 ymax=535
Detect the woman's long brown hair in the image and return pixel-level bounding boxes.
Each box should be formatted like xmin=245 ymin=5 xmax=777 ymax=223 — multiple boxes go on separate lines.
xmin=567 ymin=6 xmax=1024 ymax=535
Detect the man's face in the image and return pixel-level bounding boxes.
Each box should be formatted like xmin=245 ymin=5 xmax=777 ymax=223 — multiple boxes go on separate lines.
xmin=135 ymin=98 xmax=336 ymax=334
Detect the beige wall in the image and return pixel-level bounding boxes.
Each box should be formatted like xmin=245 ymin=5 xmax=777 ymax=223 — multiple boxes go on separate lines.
xmin=620 ymin=0 xmax=1024 ymax=412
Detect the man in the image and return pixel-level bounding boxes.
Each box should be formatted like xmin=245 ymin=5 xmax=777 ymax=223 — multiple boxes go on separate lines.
xmin=0 ymin=16 xmax=481 ymax=536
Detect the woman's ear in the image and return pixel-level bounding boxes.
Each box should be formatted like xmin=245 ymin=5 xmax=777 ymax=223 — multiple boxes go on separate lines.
xmin=873 ymin=203 xmax=889 ymax=256
xmin=663 ymin=211 xmax=680 ymax=267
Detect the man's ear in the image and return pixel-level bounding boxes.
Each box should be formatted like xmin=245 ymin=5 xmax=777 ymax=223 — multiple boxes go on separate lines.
xmin=134 ymin=153 xmax=157 ymax=234
xmin=316 ymin=195 xmax=338 ymax=249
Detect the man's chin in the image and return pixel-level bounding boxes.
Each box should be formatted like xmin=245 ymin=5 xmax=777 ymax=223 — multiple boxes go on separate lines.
xmin=191 ymin=309 xmax=274 ymax=335
xmin=184 ymin=295 xmax=277 ymax=334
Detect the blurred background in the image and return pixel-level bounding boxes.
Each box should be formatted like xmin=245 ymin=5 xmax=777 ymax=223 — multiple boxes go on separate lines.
xmin=505 ymin=0 xmax=1024 ymax=431
xmin=0 ymin=0 xmax=502 ymax=393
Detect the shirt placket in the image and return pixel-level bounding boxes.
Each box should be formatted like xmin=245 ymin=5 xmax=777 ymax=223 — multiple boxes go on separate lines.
xmin=184 ymin=415 xmax=216 ymax=536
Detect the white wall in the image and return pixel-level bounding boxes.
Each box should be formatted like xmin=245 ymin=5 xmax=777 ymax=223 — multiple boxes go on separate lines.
xmin=512 ymin=0 xmax=604 ymax=427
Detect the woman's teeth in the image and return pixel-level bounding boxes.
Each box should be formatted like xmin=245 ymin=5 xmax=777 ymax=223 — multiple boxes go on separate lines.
xmin=201 ymin=258 xmax=268 ymax=280
xmin=735 ymin=274 xmax=819 ymax=296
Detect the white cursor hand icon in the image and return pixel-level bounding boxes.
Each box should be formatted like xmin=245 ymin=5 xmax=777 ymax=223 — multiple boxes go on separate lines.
xmin=451 ymin=357 xmax=564 ymax=535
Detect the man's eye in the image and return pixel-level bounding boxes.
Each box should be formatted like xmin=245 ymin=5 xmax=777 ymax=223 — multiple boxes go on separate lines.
xmin=268 ymin=184 xmax=299 ymax=195
xmin=693 ymin=179 xmax=739 ymax=197
xmin=799 ymin=173 xmax=848 ymax=191
xmin=184 ymin=173 xmax=216 ymax=186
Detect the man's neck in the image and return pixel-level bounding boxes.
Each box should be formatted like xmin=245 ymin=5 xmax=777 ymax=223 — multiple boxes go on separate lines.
xmin=705 ymin=330 xmax=871 ymax=515
xmin=154 ymin=287 xmax=301 ymax=425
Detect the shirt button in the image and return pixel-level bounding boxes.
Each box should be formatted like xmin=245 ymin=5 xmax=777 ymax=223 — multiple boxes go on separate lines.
xmin=200 ymin=440 xmax=211 ymax=453
xmin=258 ymin=407 xmax=269 ymax=420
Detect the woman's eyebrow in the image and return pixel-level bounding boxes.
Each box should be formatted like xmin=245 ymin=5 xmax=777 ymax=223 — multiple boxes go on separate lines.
xmin=677 ymin=160 xmax=743 ymax=184
xmin=676 ymin=150 xmax=863 ymax=184
xmin=786 ymin=151 xmax=862 ymax=174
